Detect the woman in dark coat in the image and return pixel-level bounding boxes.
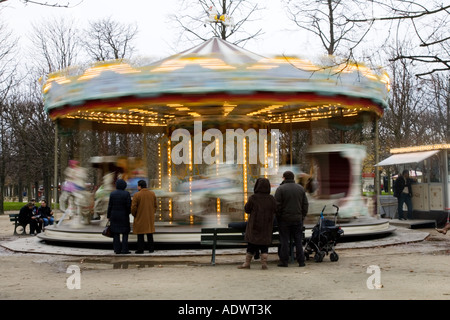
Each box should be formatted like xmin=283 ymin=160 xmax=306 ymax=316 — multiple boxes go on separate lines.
xmin=107 ymin=179 xmax=132 ymax=254
xmin=238 ymin=178 xmax=277 ymax=270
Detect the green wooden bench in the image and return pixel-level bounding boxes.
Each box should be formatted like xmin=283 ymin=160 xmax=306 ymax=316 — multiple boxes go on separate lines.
xmin=201 ymin=226 xmax=300 ymax=265
xmin=9 ymin=214 xmax=26 ymax=235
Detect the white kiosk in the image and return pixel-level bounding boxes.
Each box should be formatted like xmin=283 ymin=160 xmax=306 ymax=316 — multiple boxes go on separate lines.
xmin=376 ymin=144 xmax=450 ymax=227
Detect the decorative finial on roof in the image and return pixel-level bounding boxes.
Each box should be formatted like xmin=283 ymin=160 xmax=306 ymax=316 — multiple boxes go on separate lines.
xmin=204 ymin=6 xmax=235 ymax=28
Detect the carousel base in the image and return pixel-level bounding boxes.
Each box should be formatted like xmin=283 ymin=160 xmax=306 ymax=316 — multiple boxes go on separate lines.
xmin=36 ymin=217 xmax=397 ymax=249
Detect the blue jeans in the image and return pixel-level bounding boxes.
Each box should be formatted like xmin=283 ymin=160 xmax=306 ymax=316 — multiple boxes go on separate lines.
xmin=398 ymin=193 xmax=412 ymax=219
xmin=43 ymin=217 xmax=54 ymax=226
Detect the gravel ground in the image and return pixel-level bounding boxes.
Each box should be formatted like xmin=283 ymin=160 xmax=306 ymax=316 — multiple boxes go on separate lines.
xmin=0 ymin=213 xmax=449 ymax=302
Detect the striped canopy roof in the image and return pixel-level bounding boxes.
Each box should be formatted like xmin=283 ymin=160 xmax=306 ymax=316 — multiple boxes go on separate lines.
xmin=43 ymin=37 xmax=390 ymax=133
xmin=160 ymin=37 xmax=265 ymax=65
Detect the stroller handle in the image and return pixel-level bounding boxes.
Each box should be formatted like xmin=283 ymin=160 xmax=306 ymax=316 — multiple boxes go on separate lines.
xmin=332 ymin=204 xmax=340 ymax=217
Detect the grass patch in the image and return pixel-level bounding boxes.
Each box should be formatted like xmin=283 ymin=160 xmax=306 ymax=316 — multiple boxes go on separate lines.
xmin=1 ymin=202 xmax=59 ymax=212
xmin=3 ymin=202 xmax=27 ymax=211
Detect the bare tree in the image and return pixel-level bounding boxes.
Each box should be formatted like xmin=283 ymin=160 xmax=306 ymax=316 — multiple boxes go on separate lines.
xmin=170 ymin=0 xmax=264 ymax=47
xmin=425 ymin=74 xmax=450 ymax=142
xmin=0 ymin=0 xmax=72 ymax=6
xmin=347 ymin=0 xmax=450 ymax=77
xmin=29 ymin=17 xmax=81 ymax=75
xmin=0 ymin=8 xmax=19 ymax=213
xmin=378 ymin=44 xmax=429 ymax=157
xmin=283 ymin=0 xmax=374 ymax=56
xmin=27 ymin=17 xmax=82 ymax=204
xmin=82 ymin=17 xmax=138 ymax=61
xmin=0 ymin=8 xmax=18 ymax=103
xmin=5 ymin=79 xmax=56 ymax=203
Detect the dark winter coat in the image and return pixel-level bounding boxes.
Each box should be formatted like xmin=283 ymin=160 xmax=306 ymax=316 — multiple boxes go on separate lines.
xmin=274 ymin=179 xmax=309 ymax=224
xmin=38 ymin=206 xmax=52 ymax=218
xmin=107 ymin=179 xmax=131 ymax=234
xmin=19 ymin=205 xmax=32 ymax=225
xmin=243 ymin=178 xmax=277 ymax=245
xmin=394 ymin=176 xmax=412 ymax=198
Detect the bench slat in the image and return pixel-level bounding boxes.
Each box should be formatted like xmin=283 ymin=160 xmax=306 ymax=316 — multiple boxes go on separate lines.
xmin=201 ymin=227 xmax=279 ymax=233
xmin=201 ymin=228 xmax=243 ymax=234
xmin=201 ymin=234 xmax=245 ymax=241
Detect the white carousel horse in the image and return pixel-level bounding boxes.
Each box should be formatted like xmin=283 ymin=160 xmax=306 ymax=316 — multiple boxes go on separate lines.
xmin=93 ymin=173 xmax=115 ymax=219
xmin=58 ymin=164 xmax=93 ymax=226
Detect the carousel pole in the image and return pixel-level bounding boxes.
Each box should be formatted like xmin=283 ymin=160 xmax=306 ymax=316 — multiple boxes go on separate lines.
xmin=289 ymin=119 xmax=293 ymax=165
xmin=374 ymin=118 xmax=380 ymax=217
xmin=53 ymin=123 xmax=58 ymax=211
xmin=309 ymin=114 xmax=314 ymax=177
xmin=142 ymin=126 xmax=148 ymax=183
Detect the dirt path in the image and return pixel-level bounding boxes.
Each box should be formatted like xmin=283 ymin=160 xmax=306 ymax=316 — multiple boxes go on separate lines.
xmin=0 ymin=213 xmax=449 ymax=301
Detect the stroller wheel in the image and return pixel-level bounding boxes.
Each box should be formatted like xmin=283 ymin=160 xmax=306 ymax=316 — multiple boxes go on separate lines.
xmin=314 ymin=251 xmax=325 ymax=263
xmin=305 ymin=252 xmax=310 ymax=261
xmin=330 ymin=252 xmax=339 ymax=262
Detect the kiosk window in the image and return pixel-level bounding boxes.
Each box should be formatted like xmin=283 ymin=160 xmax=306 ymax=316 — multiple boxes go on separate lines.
xmin=430 ymin=155 xmax=441 ymax=182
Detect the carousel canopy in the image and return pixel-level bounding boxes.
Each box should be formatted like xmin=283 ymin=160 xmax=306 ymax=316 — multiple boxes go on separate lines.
xmin=43 ymin=37 xmax=390 ymax=133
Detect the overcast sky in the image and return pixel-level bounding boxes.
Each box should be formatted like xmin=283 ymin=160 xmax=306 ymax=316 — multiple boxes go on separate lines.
xmin=3 ymin=0 xmax=317 ymax=62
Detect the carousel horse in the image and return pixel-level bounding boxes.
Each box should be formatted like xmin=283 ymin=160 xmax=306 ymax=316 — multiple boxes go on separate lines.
xmin=59 ymin=162 xmax=93 ymax=225
xmin=93 ymin=172 xmax=115 ymax=219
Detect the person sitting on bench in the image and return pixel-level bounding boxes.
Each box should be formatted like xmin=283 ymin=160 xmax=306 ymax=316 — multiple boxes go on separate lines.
xmin=38 ymin=199 xmax=54 ymax=227
xmin=18 ymin=202 xmax=41 ymax=235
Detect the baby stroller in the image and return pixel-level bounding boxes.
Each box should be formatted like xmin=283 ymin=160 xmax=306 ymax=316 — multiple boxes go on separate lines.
xmin=304 ymin=205 xmax=343 ymax=262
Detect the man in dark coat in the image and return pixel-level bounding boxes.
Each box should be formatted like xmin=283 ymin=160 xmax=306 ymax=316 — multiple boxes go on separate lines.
xmin=19 ymin=202 xmax=40 ymax=234
xmin=107 ymin=179 xmax=132 ymax=254
xmin=238 ymin=178 xmax=277 ymax=270
xmin=275 ymin=171 xmax=309 ymax=267
xmin=38 ymin=199 xmax=54 ymax=227
xmin=394 ymin=170 xmax=413 ymax=220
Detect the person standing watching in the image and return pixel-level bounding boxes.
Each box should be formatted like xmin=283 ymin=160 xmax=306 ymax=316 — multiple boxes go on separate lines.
xmin=107 ymin=179 xmax=132 ymax=254
xmin=275 ymin=171 xmax=309 ymax=267
xmin=238 ymin=178 xmax=277 ymax=270
xmin=131 ymin=179 xmax=157 ymax=253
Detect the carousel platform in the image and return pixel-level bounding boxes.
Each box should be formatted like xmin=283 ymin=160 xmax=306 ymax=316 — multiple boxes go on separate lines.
xmin=35 ymin=217 xmax=397 ymax=248
xmin=388 ymin=219 xmax=437 ymax=229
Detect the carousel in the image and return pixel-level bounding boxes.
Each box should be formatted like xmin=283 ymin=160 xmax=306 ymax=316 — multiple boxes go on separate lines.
xmin=38 ymin=32 xmax=394 ymax=246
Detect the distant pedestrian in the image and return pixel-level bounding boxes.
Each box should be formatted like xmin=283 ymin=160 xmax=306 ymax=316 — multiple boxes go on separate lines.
xmin=107 ymin=179 xmax=132 ymax=254
xmin=238 ymin=178 xmax=277 ymax=270
xmin=131 ymin=180 xmax=157 ymax=253
xmin=275 ymin=171 xmax=309 ymax=267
